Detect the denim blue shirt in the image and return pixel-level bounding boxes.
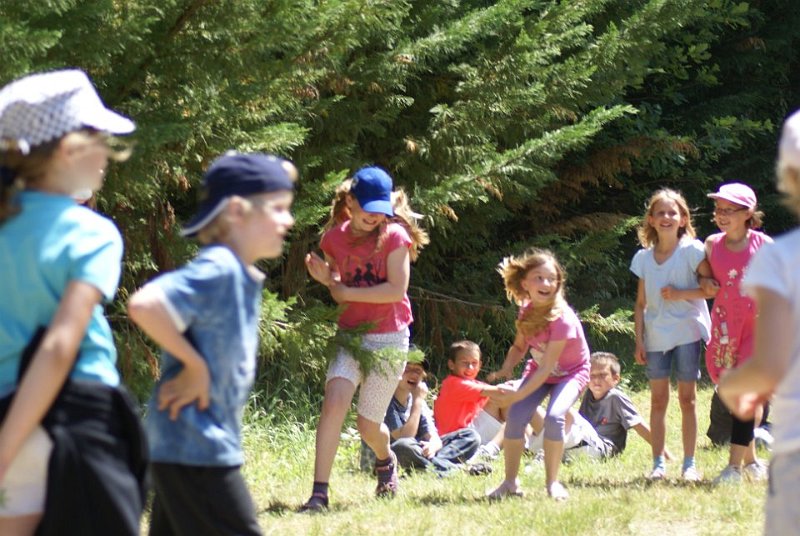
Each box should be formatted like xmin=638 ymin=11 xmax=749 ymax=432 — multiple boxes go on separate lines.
xmin=0 ymin=191 xmax=122 ymax=398
xmin=145 ymin=245 xmax=263 ymax=466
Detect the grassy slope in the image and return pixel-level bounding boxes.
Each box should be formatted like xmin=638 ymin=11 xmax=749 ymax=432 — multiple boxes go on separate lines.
xmin=239 ymin=385 xmax=767 ymax=535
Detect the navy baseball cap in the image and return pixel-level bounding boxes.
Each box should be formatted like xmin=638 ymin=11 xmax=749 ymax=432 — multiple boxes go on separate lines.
xmin=351 ymin=166 xmax=393 ymax=217
xmin=181 ymin=152 xmax=297 ymax=237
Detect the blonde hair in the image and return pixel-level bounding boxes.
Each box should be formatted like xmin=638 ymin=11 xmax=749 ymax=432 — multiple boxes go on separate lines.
xmin=322 ymin=177 xmax=430 ymax=261
xmin=777 ymin=163 xmax=800 ymax=218
xmin=637 ymin=188 xmax=696 ymax=248
xmin=497 ymin=248 xmax=567 ymax=338
xmin=195 ymin=196 xmax=260 ymax=245
xmin=0 ymin=129 xmax=130 ymax=225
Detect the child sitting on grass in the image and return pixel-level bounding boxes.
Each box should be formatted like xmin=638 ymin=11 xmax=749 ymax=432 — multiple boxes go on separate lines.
xmin=550 ymin=352 xmax=663 ymax=460
xmin=363 ymin=361 xmax=481 ymax=474
xmin=433 ymin=340 xmax=514 ymax=459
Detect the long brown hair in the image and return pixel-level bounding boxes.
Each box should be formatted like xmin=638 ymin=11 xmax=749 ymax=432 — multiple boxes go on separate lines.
xmin=497 ymin=248 xmax=567 ymax=338
xmin=322 ymin=177 xmax=429 ymax=261
xmin=636 ymin=188 xmax=696 ymax=248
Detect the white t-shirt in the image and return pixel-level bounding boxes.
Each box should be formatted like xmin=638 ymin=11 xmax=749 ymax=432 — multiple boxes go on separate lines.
xmin=741 ymin=228 xmax=800 ymax=455
xmin=630 ymin=236 xmax=711 ymax=352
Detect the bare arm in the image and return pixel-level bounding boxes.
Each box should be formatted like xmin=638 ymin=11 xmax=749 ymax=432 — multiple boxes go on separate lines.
xmin=0 ymin=281 xmax=98 ymax=480
xmin=390 ymin=383 xmax=428 ymax=440
xmin=508 ymin=339 xmax=567 ymax=403
xmin=634 ymin=278 xmax=647 ymax=365
xmin=331 ymin=246 xmax=410 ymax=304
xmin=487 ymin=330 xmax=527 ymax=383
xmin=719 ymin=288 xmax=792 ymax=420
xmin=127 ymin=284 xmax=210 ymax=420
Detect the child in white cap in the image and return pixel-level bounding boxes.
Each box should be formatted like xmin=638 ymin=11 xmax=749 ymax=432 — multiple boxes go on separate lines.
xmin=720 ymin=109 xmax=800 ymax=534
xmin=0 ymin=69 xmax=144 ymax=535
xmin=698 ymin=182 xmax=772 ymax=484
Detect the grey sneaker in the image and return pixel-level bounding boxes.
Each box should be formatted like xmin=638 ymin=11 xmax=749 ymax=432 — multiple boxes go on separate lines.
xmin=743 ymin=460 xmax=768 ymax=482
xmin=713 ymin=465 xmax=742 ymax=485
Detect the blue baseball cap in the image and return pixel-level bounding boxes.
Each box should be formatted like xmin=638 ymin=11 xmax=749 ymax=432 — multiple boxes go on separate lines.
xmin=351 ymin=166 xmax=394 ymax=217
xmin=181 ymin=152 xmax=297 ymax=237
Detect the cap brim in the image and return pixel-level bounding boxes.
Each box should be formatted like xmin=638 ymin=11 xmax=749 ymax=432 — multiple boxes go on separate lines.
xmin=83 ymin=107 xmax=135 ymax=135
xmin=706 ymin=192 xmax=752 ymax=208
xmin=359 ymin=199 xmax=394 ymax=217
xmin=180 ymin=198 xmax=229 ymax=237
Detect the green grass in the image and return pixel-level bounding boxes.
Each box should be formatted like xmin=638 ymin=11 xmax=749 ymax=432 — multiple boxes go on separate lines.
xmin=236 ymin=385 xmax=766 ymax=535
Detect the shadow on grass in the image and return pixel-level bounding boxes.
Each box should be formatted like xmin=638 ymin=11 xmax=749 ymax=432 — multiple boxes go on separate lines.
xmin=262 ymin=500 xmax=352 ymax=516
xmin=564 ymin=475 xmax=717 ymax=492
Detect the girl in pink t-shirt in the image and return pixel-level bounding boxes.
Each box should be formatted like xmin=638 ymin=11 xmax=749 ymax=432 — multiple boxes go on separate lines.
xmin=487 ymin=249 xmax=590 ymax=501
xmin=699 ymin=182 xmax=772 ymax=484
xmin=300 ymin=167 xmax=428 ymax=511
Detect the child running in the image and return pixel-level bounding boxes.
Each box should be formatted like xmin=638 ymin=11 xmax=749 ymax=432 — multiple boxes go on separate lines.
xmin=487 ymin=249 xmax=590 ymax=501
xmin=301 ymin=166 xmax=428 ymax=511
xmin=0 ymin=70 xmax=145 ymax=535
xmin=128 ymin=153 xmax=297 ymax=535
xmin=719 ymin=109 xmax=800 ymax=535
xmin=631 ymin=188 xmax=710 ymax=481
xmin=699 ymin=182 xmax=771 ymax=484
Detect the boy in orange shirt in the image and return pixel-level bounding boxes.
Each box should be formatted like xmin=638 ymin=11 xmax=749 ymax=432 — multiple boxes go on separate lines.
xmin=433 ymin=340 xmax=514 ymax=458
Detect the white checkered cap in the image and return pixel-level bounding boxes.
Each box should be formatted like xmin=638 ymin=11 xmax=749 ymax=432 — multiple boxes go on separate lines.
xmin=0 ymin=69 xmax=134 ymax=151
xmin=779 ymin=109 xmax=800 ymax=169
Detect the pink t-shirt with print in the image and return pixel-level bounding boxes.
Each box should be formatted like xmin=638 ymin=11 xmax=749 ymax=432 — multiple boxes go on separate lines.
xmin=520 ymin=304 xmax=590 ymax=388
xmin=320 ymin=221 xmax=413 ymax=333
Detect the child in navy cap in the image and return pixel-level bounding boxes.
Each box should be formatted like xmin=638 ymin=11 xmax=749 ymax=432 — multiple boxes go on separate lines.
xmin=128 ymin=152 xmax=297 ymax=535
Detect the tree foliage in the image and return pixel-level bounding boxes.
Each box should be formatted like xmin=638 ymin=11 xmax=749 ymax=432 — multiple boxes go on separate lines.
xmin=1 ymin=0 xmax=798 ymax=405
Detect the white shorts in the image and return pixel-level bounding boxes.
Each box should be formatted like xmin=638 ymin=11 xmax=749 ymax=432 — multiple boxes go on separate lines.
xmin=0 ymin=426 xmax=53 ymax=516
xmin=326 ymin=329 xmax=409 ymax=423
xmin=470 ymin=409 xmax=503 ymax=445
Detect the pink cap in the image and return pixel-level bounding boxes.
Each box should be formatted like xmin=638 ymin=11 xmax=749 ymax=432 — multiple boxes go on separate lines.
xmin=779 ymin=110 xmax=800 ymax=169
xmin=707 ymin=182 xmax=756 ymax=209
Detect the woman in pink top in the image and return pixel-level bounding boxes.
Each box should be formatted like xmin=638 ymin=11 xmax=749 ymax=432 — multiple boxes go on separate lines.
xmin=300 ymin=167 xmax=428 ymax=511
xmin=700 ymin=182 xmax=772 ymax=484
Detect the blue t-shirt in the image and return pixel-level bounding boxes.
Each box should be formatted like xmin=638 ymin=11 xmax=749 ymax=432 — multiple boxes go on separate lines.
xmin=0 ymin=191 xmax=122 ymax=398
xmin=630 ymin=236 xmax=711 ymax=352
xmin=145 ymin=245 xmax=263 ymax=466
xmin=384 ymin=393 xmax=438 ymax=441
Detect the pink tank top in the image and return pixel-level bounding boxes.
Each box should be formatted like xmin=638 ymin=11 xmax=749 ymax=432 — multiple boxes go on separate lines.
xmin=705 ymin=230 xmax=769 ymax=383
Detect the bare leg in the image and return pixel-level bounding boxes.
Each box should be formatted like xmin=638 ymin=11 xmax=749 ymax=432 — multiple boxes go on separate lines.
xmin=358 ymin=415 xmax=391 ymax=460
xmin=313 ymin=378 xmax=357 ymax=482
xmin=0 ymin=515 xmax=42 ymax=536
xmin=677 ymin=380 xmax=697 ymax=459
xmin=649 ymin=379 xmax=670 ymax=458
xmin=502 ymin=438 xmax=525 ymax=488
xmin=543 ymin=438 xmax=565 ymax=488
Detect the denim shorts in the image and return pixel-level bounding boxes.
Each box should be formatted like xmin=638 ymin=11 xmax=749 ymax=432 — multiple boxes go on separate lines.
xmin=645 ymin=340 xmax=702 ymax=382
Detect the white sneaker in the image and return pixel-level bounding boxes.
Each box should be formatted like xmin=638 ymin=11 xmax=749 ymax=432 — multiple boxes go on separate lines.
xmin=647 ymin=466 xmax=666 ymax=480
xmin=682 ymin=465 xmax=702 ymax=482
xmin=713 ymin=465 xmax=742 ymax=485
xmin=743 ymin=460 xmax=768 ymax=482
xmin=754 ymin=427 xmax=774 ymax=451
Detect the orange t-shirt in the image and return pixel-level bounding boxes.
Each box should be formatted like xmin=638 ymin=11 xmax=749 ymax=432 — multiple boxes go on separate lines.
xmin=433 ymin=375 xmax=489 ymax=435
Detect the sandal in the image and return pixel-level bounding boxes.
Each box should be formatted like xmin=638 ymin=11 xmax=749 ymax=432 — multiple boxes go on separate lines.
xmin=375 ymin=451 xmax=399 ymax=498
xmin=298 ymin=492 xmax=329 ymax=513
